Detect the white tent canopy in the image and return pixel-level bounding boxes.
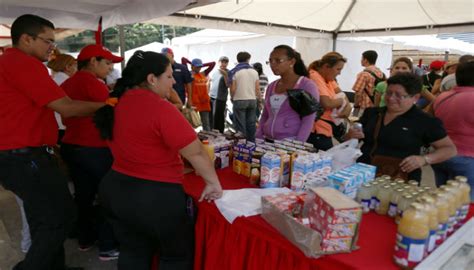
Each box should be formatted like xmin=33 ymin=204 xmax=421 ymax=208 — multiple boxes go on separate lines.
xmin=0 ymin=0 xmax=218 ymax=29
xmin=150 ymin=0 xmax=474 ymax=37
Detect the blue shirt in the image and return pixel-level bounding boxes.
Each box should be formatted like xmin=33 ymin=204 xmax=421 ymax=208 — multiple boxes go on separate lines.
xmin=171 ymin=62 xmax=193 ymax=103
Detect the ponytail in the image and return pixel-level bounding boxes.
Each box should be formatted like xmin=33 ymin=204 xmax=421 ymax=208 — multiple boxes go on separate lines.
xmin=93 ymin=51 xmax=171 ymax=140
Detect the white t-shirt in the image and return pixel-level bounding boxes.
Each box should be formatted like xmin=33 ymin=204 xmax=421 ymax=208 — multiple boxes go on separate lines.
xmin=270 ymin=94 xmax=287 ymax=114
xmin=440 ymin=73 xmax=456 ymax=92
xmin=52 ymin=72 xmax=69 ymax=130
xmin=233 ymin=68 xmax=259 ymax=101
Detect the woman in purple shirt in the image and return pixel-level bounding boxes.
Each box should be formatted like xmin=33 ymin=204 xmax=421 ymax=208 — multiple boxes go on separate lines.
xmin=256 ymin=45 xmax=319 ymax=142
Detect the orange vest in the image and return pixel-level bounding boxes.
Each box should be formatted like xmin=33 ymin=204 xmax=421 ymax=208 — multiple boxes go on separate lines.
xmin=191 ymin=72 xmax=211 ymax=112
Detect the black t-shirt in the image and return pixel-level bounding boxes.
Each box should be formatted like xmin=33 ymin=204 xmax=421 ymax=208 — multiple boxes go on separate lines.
xmin=358 ymin=106 xmax=447 ymax=180
xmin=423 ymin=71 xmax=442 ymax=92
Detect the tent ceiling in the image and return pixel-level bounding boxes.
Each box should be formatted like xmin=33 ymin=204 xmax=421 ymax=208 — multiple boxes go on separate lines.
xmin=0 ymin=0 xmax=218 ymax=30
xmin=163 ymin=0 xmax=474 ymax=36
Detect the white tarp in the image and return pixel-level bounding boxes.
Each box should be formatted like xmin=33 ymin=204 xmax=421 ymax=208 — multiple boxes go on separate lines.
xmin=170 ymin=29 xmax=392 ymax=92
xmin=0 ymin=0 xmax=218 ymax=29
xmin=151 ymin=0 xmax=474 ymax=37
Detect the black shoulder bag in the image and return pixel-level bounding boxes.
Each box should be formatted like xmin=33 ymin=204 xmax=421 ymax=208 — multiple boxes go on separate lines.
xmin=287 ymin=88 xmax=323 ymax=120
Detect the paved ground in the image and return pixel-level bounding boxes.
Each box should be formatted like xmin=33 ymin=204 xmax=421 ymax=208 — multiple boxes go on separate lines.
xmin=0 ymin=166 xmax=435 ymax=270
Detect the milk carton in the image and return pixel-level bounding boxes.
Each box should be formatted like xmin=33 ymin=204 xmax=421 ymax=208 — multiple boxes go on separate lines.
xmin=260 ymin=153 xmax=281 ymax=188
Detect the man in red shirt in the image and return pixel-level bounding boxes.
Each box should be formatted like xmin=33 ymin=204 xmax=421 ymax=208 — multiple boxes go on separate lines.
xmin=0 ymin=14 xmax=106 ymax=270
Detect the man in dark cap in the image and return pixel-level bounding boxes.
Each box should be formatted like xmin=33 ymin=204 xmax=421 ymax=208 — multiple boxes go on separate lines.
xmin=161 ymin=47 xmax=193 ymax=106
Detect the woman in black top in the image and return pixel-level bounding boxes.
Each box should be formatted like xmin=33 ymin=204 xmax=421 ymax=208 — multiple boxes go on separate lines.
xmin=345 ymin=73 xmax=457 ymax=181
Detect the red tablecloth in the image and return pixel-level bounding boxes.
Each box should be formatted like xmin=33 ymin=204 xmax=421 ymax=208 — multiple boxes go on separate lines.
xmin=183 ymin=168 xmax=474 ymax=270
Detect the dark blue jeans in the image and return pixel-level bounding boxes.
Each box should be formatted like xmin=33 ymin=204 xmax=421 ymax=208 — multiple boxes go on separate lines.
xmin=233 ymin=99 xmax=257 ymax=142
xmin=432 ymin=155 xmax=474 ymax=201
xmin=0 ymin=150 xmax=76 ymax=270
xmin=60 ymin=144 xmax=117 ymax=251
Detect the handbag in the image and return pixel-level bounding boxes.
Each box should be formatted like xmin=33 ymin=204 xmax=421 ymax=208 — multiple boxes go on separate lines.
xmin=182 ymin=107 xmax=202 ymax=128
xmin=321 ymin=118 xmax=347 ymax=142
xmin=370 ymin=112 xmax=408 ymax=180
xmin=287 ymin=88 xmax=323 ymax=119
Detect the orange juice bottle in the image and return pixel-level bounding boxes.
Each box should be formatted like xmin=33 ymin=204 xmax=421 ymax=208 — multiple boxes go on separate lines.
xmin=388 ymin=188 xmax=405 ymax=218
xmin=394 ymin=202 xmax=429 ymax=269
xmin=375 ymin=184 xmax=392 ymax=215
xmin=419 ymin=196 xmax=438 ymax=254
xmin=433 ymin=192 xmax=449 ymax=247
xmin=439 ymin=186 xmax=457 ymax=236
xmin=455 ymin=176 xmax=471 ymax=223
xmin=396 ymin=193 xmax=414 ymax=224
xmin=202 ymin=140 xmax=215 ymax=162
xmin=447 ymin=180 xmax=463 ymax=230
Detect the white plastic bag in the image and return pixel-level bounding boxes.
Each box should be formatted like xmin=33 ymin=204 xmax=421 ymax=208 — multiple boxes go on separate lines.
xmin=326 ymin=139 xmax=362 ymax=171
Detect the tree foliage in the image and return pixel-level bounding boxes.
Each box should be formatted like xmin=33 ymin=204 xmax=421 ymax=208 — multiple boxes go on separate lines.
xmin=57 ymin=23 xmax=200 ymax=52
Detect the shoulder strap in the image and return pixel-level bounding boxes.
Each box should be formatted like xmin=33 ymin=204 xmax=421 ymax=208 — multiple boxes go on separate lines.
xmin=369 ymin=111 xmax=383 ymax=158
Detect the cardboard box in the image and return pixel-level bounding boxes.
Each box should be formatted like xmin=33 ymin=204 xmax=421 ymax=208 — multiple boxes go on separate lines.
xmin=261 ymin=194 xmax=360 ymax=258
xmin=309 ymin=187 xmax=362 ymax=225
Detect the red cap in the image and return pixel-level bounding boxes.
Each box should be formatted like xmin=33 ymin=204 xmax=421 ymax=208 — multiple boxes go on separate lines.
xmin=77 ymin=44 xmax=123 ymax=63
xmin=429 ymin=60 xmax=445 ymax=70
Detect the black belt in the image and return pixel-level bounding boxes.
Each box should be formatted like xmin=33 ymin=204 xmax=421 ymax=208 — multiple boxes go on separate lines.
xmin=0 ymin=146 xmax=54 ymax=156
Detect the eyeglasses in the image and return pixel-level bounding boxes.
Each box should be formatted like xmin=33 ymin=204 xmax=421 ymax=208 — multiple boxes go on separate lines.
xmin=385 ymin=91 xmax=412 ymax=100
xmin=266 ymin=58 xmax=288 ymax=65
xmin=34 ymin=35 xmax=57 ymax=48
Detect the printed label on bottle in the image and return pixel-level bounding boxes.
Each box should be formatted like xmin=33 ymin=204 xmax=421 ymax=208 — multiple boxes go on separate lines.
xmin=394 ymin=233 xmax=427 ymax=268
xmin=374 ymin=198 xmax=381 ymax=210
xmin=361 ymin=199 xmax=370 ymax=213
xmin=427 ymin=229 xmax=436 ymax=253
xmin=370 ymin=196 xmax=377 ymax=209
xmin=447 ymin=216 xmax=456 ymax=234
xmin=435 ymin=222 xmax=448 ymax=246
xmin=388 ymin=202 xmax=397 ymax=217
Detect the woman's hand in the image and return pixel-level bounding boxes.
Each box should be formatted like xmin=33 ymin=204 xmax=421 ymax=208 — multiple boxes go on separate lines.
xmin=199 ymin=182 xmax=223 ymax=202
xmin=345 ymin=126 xmax=365 ymax=140
xmin=400 ymin=155 xmax=426 ymax=173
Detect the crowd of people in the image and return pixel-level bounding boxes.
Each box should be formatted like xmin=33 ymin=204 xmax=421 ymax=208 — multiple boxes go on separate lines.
xmin=0 ymin=13 xmax=473 ymax=270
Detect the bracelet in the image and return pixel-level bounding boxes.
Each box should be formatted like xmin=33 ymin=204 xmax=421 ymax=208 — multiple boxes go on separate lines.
xmin=422 ymin=155 xmax=431 ymax=165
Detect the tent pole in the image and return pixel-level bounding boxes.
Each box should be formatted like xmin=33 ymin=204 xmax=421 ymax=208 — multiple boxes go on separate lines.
xmin=119 ymin=25 xmax=125 ymax=70
xmin=332 ymin=0 xmax=356 ymax=51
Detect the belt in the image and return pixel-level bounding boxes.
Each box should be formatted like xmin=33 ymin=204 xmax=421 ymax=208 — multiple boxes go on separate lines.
xmin=0 ymin=146 xmax=55 ymax=156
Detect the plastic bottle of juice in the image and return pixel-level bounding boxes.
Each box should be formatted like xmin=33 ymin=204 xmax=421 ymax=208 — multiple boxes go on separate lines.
xmin=370 ymin=180 xmax=383 ymax=210
xmin=394 ymin=202 xmax=430 ymax=269
xmin=388 ymin=188 xmax=405 ymax=218
xmin=439 ymin=186 xmax=457 ymax=236
xmin=376 ymin=184 xmax=392 ymax=215
xmin=202 ymin=140 xmax=215 ymax=162
xmin=455 ymin=176 xmax=471 ymax=223
xmin=433 ymin=192 xmax=449 ymax=247
xmin=447 ymin=180 xmax=463 ymax=230
xmin=396 ymin=193 xmax=414 ymax=224
xmin=419 ymin=196 xmax=438 ymax=254
xmin=357 ymin=183 xmax=372 ymax=213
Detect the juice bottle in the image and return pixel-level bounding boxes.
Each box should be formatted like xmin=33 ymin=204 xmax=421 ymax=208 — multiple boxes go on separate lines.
xmin=396 ymin=193 xmax=414 ymax=224
xmin=375 ymin=184 xmax=392 ymax=215
xmin=408 ymin=180 xmax=419 ymax=187
xmin=394 ymin=202 xmax=429 ymax=269
xmin=370 ymin=180 xmax=383 ymax=210
xmin=455 ymin=176 xmax=471 ymax=223
xmin=419 ymin=196 xmax=438 ymax=254
xmin=433 ymin=192 xmax=449 ymax=247
xmin=388 ymin=188 xmax=405 ymax=218
xmin=357 ymin=183 xmax=372 ymax=213
xmin=439 ymin=186 xmax=457 ymax=236
xmin=447 ymin=180 xmax=463 ymax=230
xmin=202 ymin=140 xmax=215 ymax=162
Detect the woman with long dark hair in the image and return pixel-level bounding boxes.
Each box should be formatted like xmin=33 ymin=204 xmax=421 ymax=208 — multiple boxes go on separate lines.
xmin=94 ymin=51 xmax=222 ymax=270
xmin=255 ymin=45 xmax=319 ymax=141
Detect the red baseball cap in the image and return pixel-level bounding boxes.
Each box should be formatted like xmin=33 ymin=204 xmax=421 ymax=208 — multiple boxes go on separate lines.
xmin=77 ymin=44 xmax=123 ymax=63
xmin=429 ymin=60 xmax=445 ymax=70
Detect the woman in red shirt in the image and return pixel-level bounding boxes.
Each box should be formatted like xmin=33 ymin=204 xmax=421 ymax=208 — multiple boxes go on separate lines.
xmin=94 ymin=51 xmax=222 ymax=270
xmin=60 ymin=44 xmax=122 ymax=260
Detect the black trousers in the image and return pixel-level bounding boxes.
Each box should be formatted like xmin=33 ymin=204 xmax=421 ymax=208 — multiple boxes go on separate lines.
xmin=99 ymin=170 xmax=194 ymax=270
xmin=0 ymin=150 xmax=76 ymax=270
xmin=211 ymin=98 xmax=226 ymax=133
xmin=60 ymin=144 xmax=116 ymax=251
xmin=307 ymin=132 xmax=334 ymax=151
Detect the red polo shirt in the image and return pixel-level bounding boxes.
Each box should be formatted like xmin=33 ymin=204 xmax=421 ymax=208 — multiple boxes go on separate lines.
xmin=109 ymin=89 xmax=197 ymax=184
xmin=61 ymin=71 xmax=109 ymax=147
xmin=0 ymin=48 xmax=65 ymax=150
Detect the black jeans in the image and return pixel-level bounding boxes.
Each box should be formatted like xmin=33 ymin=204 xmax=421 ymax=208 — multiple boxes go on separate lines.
xmin=0 ymin=150 xmax=76 ymax=270
xmin=307 ymin=132 xmax=334 ymax=151
xmin=99 ymin=170 xmax=194 ymax=270
xmin=211 ymin=98 xmax=226 ymax=133
xmin=60 ymin=144 xmax=116 ymax=251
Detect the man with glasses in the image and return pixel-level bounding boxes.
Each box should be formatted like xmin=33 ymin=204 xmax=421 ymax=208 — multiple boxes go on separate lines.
xmin=0 ymin=14 xmax=107 ymax=270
